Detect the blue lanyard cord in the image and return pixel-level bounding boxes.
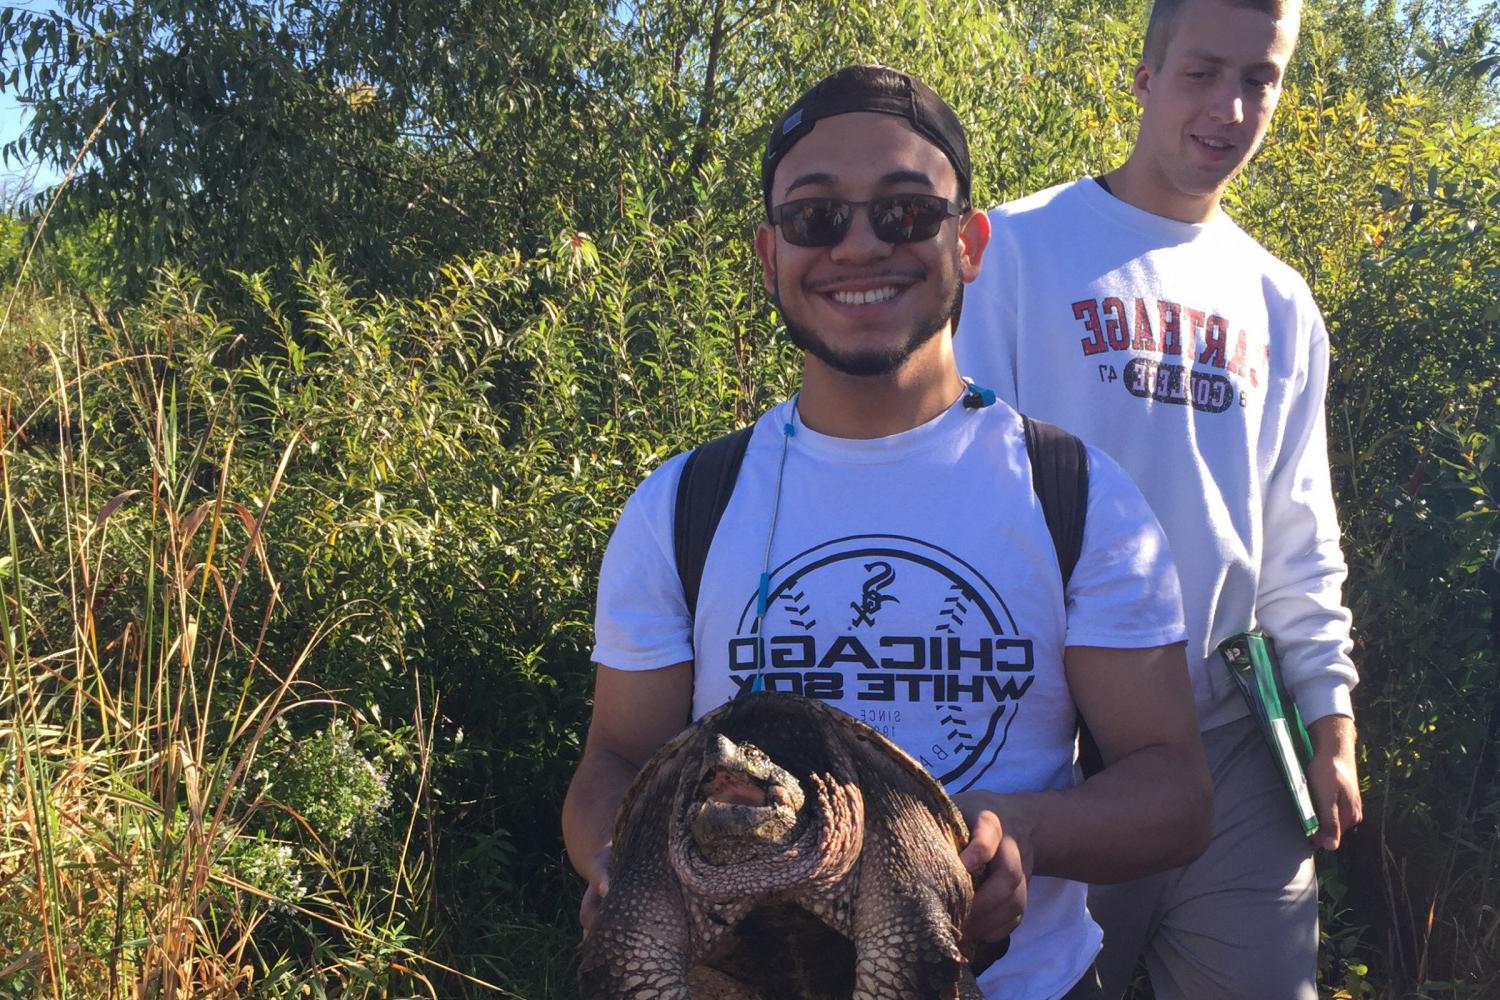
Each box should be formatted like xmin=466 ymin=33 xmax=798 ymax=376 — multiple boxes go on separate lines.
xmin=750 ymin=402 xmax=796 ymax=693
xmin=741 ymin=390 xmax=989 ymax=697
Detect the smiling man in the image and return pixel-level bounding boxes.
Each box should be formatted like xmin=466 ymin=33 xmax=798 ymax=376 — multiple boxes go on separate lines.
xmin=563 ymin=65 xmax=1212 ymax=998
xmin=955 ymin=1 xmax=1363 ymax=997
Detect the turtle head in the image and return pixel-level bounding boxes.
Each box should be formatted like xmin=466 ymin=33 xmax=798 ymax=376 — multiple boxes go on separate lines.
xmin=687 ymin=732 xmax=806 ymax=861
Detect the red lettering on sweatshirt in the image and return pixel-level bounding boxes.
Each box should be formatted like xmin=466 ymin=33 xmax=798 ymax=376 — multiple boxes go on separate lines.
xmin=1158 ymin=301 xmax=1183 ymax=356
xmin=1183 ymin=308 xmax=1206 ymax=359
xmin=1132 ymin=298 xmax=1157 ymax=351
xmin=1073 ymin=296 xmax=1265 ymax=392
xmin=1102 ymin=297 xmax=1130 ymax=350
xmin=1227 ymin=327 xmax=1248 ymax=376
xmin=1075 ymin=299 xmax=1107 ymax=355
xmin=1199 ymin=314 xmax=1228 ymax=368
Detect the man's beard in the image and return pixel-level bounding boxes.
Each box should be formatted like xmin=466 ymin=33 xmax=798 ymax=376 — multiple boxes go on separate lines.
xmin=774 ymin=279 xmax=965 ymax=378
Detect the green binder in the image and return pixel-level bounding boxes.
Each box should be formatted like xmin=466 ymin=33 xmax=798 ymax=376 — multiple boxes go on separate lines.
xmin=1218 ymin=631 xmax=1320 ymax=837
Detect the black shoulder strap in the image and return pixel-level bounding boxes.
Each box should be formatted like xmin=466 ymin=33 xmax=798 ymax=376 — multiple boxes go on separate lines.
xmin=1022 ymin=415 xmax=1088 ymax=588
xmin=1022 ymin=415 xmax=1103 ymax=776
xmin=673 ymin=425 xmax=755 ymax=619
xmin=672 ymin=417 xmax=1090 ymax=608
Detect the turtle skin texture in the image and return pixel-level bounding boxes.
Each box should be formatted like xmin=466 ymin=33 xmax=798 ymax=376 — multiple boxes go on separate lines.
xmin=578 ymin=691 xmax=991 ymax=1000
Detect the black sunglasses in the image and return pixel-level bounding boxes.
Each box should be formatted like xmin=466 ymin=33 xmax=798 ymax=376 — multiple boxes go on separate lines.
xmin=770 ymin=194 xmax=968 ymax=247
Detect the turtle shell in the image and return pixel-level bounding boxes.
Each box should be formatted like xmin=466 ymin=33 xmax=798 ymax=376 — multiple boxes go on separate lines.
xmin=581 ymin=691 xmax=992 ymax=1000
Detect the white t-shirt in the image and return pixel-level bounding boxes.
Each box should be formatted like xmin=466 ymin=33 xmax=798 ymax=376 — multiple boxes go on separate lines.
xmin=956 ymin=178 xmax=1357 ymax=731
xmin=593 ymin=393 xmax=1187 ymax=1000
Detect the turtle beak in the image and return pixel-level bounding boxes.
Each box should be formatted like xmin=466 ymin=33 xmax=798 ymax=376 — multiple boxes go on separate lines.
xmin=706 ymin=734 xmax=740 ymax=769
xmin=698 ymin=735 xmax=766 ymax=805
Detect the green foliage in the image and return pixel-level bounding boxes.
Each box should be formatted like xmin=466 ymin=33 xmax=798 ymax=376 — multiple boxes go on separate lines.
xmin=0 ymin=173 xmax=802 ymax=991
xmin=265 ymin=719 xmax=393 ymax=845
xmin=1328 ymin=144 xmax=1500 ymax=998
xmin=0 ymin=0 xmax=1497 ymax=996
xmin=0 ymin=213 xmax=23 ymax=284
xmin=1297 ymin=0 xmax=1497 ymax=111
xmin=0 ymin=0 xmax=632 ymax=298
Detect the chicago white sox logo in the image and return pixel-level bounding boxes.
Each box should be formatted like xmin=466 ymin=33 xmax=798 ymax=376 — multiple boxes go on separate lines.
xmin=722 ymin=534 xmax=1035 ymax=792
xmin=850 ymin=560 xmax=900 ymax=627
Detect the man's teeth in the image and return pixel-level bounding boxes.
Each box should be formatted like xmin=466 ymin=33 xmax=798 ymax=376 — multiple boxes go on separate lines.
xmin=832 ymin=286 xmax=898 ymax=305
xmin=1196 ymin=136 xmax=1231 ymax=150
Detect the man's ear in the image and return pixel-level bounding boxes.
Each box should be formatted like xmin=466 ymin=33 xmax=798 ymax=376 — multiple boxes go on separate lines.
xmin=1132 ymin=60 xmax=1153 ymax=106
xmin=754 ymin=223 xmax=777 ymax=295
xmin=958 ymin=209 xmax=991 ymax=284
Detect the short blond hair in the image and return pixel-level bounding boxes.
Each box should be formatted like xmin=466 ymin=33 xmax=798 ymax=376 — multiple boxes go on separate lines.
xmin=1142 ymin=0 xmax=1302 ymax=68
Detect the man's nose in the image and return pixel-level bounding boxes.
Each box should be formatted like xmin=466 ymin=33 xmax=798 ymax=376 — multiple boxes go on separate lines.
xmin=830 ymin=206 xmax=895 ymax=263
xmin=1209 ymin=85 xmax=1245 ymax=125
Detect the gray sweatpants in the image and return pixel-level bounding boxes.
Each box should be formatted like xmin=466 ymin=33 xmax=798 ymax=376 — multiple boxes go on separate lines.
xmin=1088 ymin=715 xmax=1318 ymax=1000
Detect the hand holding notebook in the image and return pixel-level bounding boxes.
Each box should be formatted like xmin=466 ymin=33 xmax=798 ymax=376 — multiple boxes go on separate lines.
xmin=1218 ymin=631 xmax=1320 ymax=837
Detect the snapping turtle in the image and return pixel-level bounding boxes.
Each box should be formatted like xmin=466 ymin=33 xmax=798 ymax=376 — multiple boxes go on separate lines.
xmin=579 ymin=691 xmax=992 ymax=999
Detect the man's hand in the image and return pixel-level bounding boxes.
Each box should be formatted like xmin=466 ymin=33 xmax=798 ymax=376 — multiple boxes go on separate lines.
xmin=579 ymin=844 xmax=613 ymax=933
xmin=953 ymin=790 xmax=1036 ymax=943
xmin=1307 ymin=713 xmax=1362 ymax=850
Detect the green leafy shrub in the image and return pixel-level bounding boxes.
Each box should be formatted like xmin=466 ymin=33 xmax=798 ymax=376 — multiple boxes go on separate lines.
xmin=263 ymin=719 xmax=392 ymax=846
xmin=1 ymin=1 xmax=1496 ymax=997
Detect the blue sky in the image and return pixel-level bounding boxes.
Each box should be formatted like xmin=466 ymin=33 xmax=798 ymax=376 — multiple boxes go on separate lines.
xmin=0 ymin=0 xmax=64 ymax=192
xmin=0 ymin=93 xmax=64 ymax=192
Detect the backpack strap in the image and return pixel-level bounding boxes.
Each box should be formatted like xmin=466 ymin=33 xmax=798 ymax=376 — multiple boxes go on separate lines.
xmin=1022 ymin=415 xmax=1103 ymax=777
xmin=1022 ymin=415 xmax=1088 ymax=588
xmin=673 ymin=425 xmax=755 ymax=619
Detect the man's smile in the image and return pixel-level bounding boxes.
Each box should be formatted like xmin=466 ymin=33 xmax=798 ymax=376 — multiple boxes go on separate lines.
xmin=1189 ymin=132 xmax=1240 ymax=161
xmin=806 ymin=270 xmax=924 ymax=312
xmin=830 ymin=286 xmax=900 ymax=306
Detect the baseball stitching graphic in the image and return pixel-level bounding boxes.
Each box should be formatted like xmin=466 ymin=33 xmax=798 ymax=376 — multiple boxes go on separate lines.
xmin=725 ymin=534 xmax=1033 ymax=792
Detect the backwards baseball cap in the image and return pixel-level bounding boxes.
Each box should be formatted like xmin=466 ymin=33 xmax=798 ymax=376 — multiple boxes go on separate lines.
xmin=761 ymin=65 xmax=972 ymax=220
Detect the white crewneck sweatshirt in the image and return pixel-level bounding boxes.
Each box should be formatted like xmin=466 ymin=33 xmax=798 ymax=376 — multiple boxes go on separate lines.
xmin=956 ymin=178 xmax=1356 ymax=730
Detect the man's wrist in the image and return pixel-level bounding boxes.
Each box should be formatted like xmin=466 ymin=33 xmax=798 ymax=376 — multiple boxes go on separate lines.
xmin=967 ymin=789 xmax=1045 ymax=871
xmin=955 ymin=790 xmax=1039 ymax=849
xmin=1307 ymin=712 xmax=1356 ymax=757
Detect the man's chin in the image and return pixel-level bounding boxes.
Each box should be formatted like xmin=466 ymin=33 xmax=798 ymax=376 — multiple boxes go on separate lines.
xmin=812 ymin=352 xmax=910 ymax=378
xmin=788 ymin=329 xmax=912 ymax=378
xmin=772 ymin=280 xmax=959 ymax=380
xmin=1182 ymin=160 xmax=1247 ymax=197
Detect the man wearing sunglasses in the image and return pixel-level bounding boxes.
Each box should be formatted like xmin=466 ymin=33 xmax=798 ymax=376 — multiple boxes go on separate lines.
xmin=564 ymin=64 xmax=1212 ymax=998
xmin=955 ymin=1 xmax=1363 ymax=997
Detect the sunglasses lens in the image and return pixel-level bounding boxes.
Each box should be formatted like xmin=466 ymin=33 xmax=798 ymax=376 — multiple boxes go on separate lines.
xmin=870 ymin=195 xmax=950 ymax=243
xmin=778 ymin=199 xmax=851 ymax=246
xmin=773 ymin=195 xmax=957 ymax=246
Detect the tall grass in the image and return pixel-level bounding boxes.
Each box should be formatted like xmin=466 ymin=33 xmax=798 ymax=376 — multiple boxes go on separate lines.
xmin=0 ymin=175 xmax=796 ymax=994
xmin=0 ymin=292 xmax=454 ymax=995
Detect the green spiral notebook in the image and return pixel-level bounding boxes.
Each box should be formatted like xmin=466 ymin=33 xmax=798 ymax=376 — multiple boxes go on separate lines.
xmin=1218 ymin=631 xmax=1319 ymax=837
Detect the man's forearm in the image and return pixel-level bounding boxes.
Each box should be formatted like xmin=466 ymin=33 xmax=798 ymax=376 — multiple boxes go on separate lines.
xmin=969 ymin=739 xmax=1212 ymax=885
xmin=563 ymin=661 xmax=694 ymax=882
xmin=562 ymin=747 xmax=640 ymax=879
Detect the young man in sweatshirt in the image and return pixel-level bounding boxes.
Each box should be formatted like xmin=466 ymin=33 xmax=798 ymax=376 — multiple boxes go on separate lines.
xmin=955 ymin=1 xmax=1363 ymax=997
